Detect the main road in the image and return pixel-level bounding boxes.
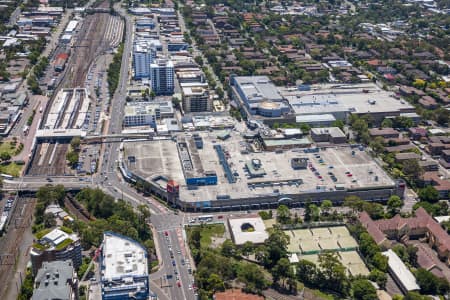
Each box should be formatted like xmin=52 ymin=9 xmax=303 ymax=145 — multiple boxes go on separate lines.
xmin=97 ymin=3 xmax=196 ymax=299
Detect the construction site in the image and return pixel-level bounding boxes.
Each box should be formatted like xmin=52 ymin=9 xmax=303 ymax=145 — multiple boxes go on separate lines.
xmin=27 ymin=3 xmax=124 ymax=176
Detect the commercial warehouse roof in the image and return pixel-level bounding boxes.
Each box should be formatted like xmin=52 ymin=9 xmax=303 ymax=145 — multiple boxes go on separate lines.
xmin=382 ymin=249 xmax=420 ymax=292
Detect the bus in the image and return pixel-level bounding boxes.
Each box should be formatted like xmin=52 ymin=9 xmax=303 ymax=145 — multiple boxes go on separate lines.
xmin=197 ymin=215 xmax=213 ymax=222
xmin=23 ymin=125 xmax=29 ymax=136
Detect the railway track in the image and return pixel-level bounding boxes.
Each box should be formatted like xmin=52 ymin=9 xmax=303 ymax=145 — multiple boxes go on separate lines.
xmin=0 ymin=198 xmax=36 ymax=299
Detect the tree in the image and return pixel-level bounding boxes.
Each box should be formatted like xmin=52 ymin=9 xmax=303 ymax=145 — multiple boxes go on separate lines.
xmin=387 ymin=195 xmax=403 ymax=215
xmin=412 ymin=79 xmax=426 ymax=89
xmin=369 ymin=269 xmax=387 ymax=288
xmin=258 ymin=211 xmax=271 ymax=220
xmin=277 ymin=204 xmax=290 ymax=224
xmin=369 ymin=136 xmax=385 ymax=154
xmin=264 ymin=228 xmax=289 ymax=268
xmin=331 ymin=119 xmax=345 ymax=130
xmin=418 ymin=186 xmax=439 ymax=203
xmin=371 ymin=252 xmax=388 ymax=272
xmin=402 ymin=159 xmax=424 ymax=184
xmin=404 ymin=291 xmax=431 ymax=300
xmin=305 ymin=204 xmax=319 ymax=222
xmin=363 ymin=202 xmax=385 ymax=220
xmin=435 ymin=108 xmax=449 ymax=126
xmin=237 ymin=263 xmax=268 ymax=291
xmin=70 ymin=136 xmax=81 ymax=151
xmin=320 ymin=200 xmax=333 ymax=216
xmin=318 ymin=252 xmax=349 ymax=295
xmin=255 ymin=245 xmax=270 ymax=266
xmin=415 ymin=268 xmax=450 ymax=295
xmin=296 ymin=259 xmax=318 ymax=287
xmin=221 ymin=239 xmax=236 ymax=257
xmin=393 ymin=116 xmax=413 ymax=129
xmin=43 ymin=213 xmax=56 ymax=228
xmin=241 ymin=241 xmax=254 ymax=256
xmin=194 ymin=55 xmax=204 ymax=66
xmin=351 ymin=118 xmax=369 ymax=143
xmin=406 ymin=244 xmax=418 ymax=267
xmin=190 ymin=227 xmax=201 ymax=250
xmin=344 ymin=195 xmax=364 ymax=213
xmin=149 ymin=90 xmax=156 ymax=100
xmin=271 ymin=257 xmax=291 ymax=286
xmin=352 ymin=279 xmax=377 ymax=300
xmin=206 ymin=273 xmax=225 ymax=293
xmin=0 ymin=151 xmax=11 ymax=161
xmin=66 ymin=150 xmax=79 ymax=168
xmin=381 ymin=118 xmax=393 ymax=128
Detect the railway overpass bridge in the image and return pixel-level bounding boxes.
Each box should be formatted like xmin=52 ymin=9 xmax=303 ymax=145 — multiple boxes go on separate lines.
xmin=2 ymin=178 xmax=91 ymax=193
xmin=82 ymin=133 xmax=152 ymax=144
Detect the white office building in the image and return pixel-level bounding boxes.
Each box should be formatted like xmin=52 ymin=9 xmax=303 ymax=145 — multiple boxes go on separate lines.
xmin=123 ymin=101 xmax=174 ymax=127
xmin=150 ymin=59 xmax=174 ymax=95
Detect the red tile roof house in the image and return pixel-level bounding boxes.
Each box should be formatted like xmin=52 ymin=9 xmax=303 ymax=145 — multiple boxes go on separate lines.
xmin=359 ymin=208 xmax=450 ymax=266
xmin=409 ymin=127 xmax=427 ymax=140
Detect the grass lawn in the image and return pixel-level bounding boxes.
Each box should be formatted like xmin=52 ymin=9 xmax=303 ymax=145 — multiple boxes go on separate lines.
xmin=0 ymin=141 xmax=17 ymax=156
xmin=200 ymin=224 xmax=225 ymax=248
xmin=0 ymin=162 xmax=23 ymax=177
xmin=187 ymin=224 xmax=225 ymax=249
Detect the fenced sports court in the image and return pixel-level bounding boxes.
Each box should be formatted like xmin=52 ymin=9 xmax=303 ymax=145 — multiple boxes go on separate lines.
xmin=285 ymin=225 xmax=369 ymax=276
xmin=285 ymin=225 xmax=358 ymax=254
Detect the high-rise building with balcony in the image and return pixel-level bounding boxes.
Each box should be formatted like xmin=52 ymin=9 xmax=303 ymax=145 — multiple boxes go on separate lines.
xmin=150 ymin=59 xmax=174 ymax=95
xmin=133 ymin=42 xmax=156 ymax=79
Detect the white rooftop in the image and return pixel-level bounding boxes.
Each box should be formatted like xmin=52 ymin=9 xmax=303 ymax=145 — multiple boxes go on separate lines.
xmin=228 ymin=216 xmax=268 ymax=245
xmin=382 ymin=249 xmax=420 ymax=292
xmin=288 ymin=253 xmax=299 ymax=263
xmin=434 ymin=216 xmax=450 ymax=223
xmin=42 ymin=228 xmax=78 ymax=246
xmin=102 ymin=232 xmax=148 ymax=280
xmin=281 ymin=83 xmax=414 ymax=116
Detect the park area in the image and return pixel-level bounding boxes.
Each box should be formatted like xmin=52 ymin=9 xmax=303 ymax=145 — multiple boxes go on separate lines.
xmin=186 ymin=223 xmax=226 ymax=249
xmin=0 ymin=139 xmax=24 ymax=176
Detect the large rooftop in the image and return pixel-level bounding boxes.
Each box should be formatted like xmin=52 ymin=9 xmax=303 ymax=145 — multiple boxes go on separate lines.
xmin=228 ymin=215 xmax=269 ymax=245
xmin=124 ymin=131 xmax=395 ymax=203
xmin=279 ymin=83 xmax=415 ymax=116
xmin=102 ymin=232 xmax=148 ymax=281
xmin=124 ymin=101 xmax=174 ymax=117
xmin=233 ymin=76 xmax=284 ymax=103
xmin=383 ymin=249 xmax=420 ymax=292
